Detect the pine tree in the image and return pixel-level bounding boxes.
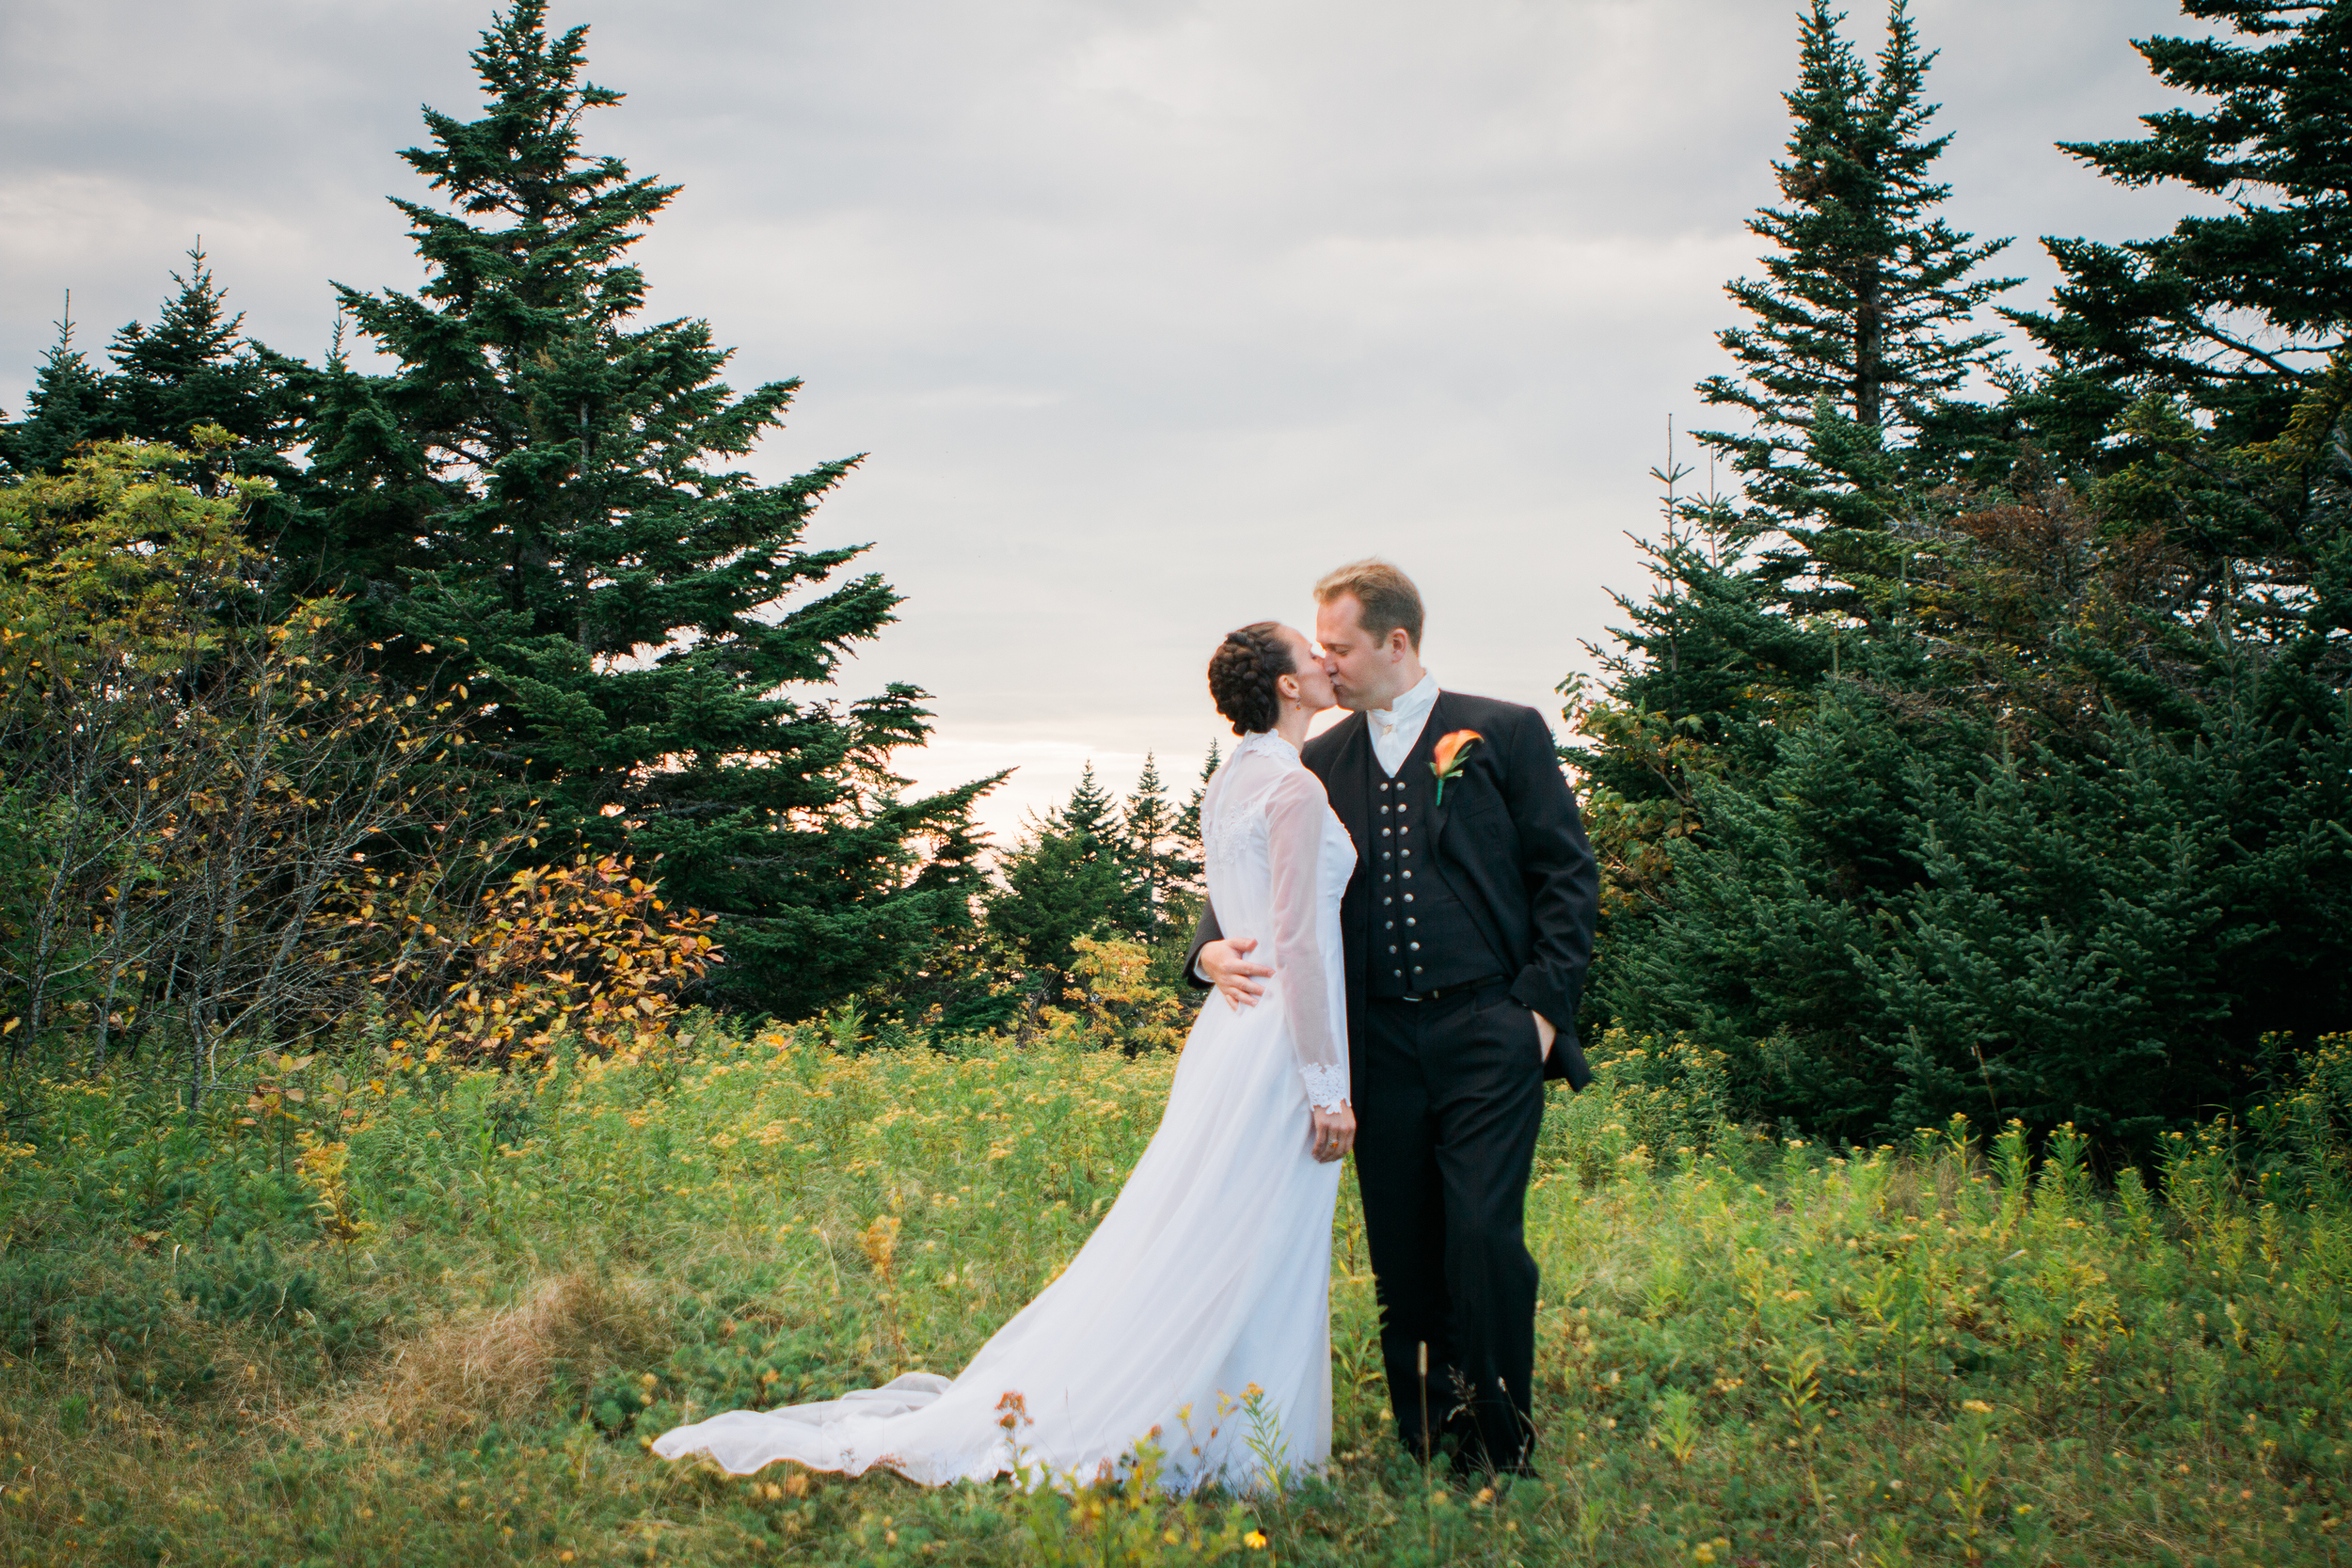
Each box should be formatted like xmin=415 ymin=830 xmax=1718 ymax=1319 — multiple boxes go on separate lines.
xmin=302 ymin=0 xmax=995 ymax=1019
xmin=984 ymin=763 xmax=1138 ymax=990
xmin=1056 ymin=762 xmax=1120 ymax=847
xmin=1171 ymin=739 xmax=1218 ymax=890
xmin=4 ymin=250 xmax=305 ymax=551
xmin=2016 ymin=0 xmax=2352 ymax=450
xmin=99 ymin=245 xmax=301 ymax=498
xmin=1119 ymin=753 xmax=1182 ymax=942
xmin=2008 ymin=0 xmax=2352 ymax=590
xmin=1696 ymin=0 xmax=2017 ymax=535
xmin=1138 ymin=740 xmax=1218 ymax=991
xmin=1578 ymin=0 xmax=2352 ymax=1148
xmin=0 ymin=299 xmax=106 ymax=478
xmin=1598 ymin=0 xmax=2020 ymax=800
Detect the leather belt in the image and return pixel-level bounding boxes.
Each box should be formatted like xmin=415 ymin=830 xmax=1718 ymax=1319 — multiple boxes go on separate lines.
xmin=1393 ymin=974 xmax=1506 ymax=1005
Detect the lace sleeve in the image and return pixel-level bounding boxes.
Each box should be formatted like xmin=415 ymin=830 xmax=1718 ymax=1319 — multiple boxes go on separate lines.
xmin=1264 ymin=767 xmax=1350 ymax=1112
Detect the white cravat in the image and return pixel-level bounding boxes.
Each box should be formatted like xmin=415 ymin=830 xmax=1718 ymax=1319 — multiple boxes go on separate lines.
xmin=1366 ymin=673 xmax=1440 ymax=777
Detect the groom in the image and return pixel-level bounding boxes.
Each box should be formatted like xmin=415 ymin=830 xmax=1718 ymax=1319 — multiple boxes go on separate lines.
xmin=1185 ymin=559 xmax=1597 ymax=1475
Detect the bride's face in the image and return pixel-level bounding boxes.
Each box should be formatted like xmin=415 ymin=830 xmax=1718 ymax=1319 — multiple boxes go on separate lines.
xmin=1278 ymin=626 xmax=1336 ymax=714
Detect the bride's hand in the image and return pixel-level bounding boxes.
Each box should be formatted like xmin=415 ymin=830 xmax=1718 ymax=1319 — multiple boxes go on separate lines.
xmin=1310 ymin=1103 xmax=1356 ymax=1163
xmin=1200 ymin=937 xmax=1273 ymax=1010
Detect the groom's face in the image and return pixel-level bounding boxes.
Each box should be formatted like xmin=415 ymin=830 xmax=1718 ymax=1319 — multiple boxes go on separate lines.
xmin=1314 ymin=594 xmax=1412 ymax=712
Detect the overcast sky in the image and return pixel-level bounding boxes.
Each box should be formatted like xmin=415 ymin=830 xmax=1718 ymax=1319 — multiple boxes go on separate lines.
xmin=2 ymin=0 xmax=2216 ymax=846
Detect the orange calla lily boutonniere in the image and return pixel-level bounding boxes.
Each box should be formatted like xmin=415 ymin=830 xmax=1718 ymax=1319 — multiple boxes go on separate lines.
xmin=1430 ymin=729 xmax=1484 ymax=806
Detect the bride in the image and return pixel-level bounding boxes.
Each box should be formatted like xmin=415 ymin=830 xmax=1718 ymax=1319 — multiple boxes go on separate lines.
xmin=652 ymin=622 xmax=1359 ymax=1493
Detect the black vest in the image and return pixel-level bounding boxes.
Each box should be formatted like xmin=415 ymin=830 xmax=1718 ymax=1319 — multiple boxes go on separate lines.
xmin=1365 ymin=726 xmax=1503 ymax=999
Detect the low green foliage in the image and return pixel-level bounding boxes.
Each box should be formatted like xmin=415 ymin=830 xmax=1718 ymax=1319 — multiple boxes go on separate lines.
xmin=3 ymin=1029 xmax=2349 ymax=1564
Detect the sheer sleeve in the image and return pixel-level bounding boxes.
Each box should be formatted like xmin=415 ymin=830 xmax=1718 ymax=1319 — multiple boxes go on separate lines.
xmin=1263 ymin=767 xmax=1350 ymax=1112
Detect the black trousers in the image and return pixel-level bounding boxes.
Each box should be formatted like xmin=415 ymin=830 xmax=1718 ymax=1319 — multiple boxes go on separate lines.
xmin=1355 ymin=982 xmax=1548 ymax=1472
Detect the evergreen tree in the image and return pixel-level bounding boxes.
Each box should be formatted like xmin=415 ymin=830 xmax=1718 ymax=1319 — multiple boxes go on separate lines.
xmin=1580 ymin=454 xmax=2352 ymax=1149
xmin=2009 ymin=0 xmax=2352 ymax=590
xmin=1136 ymin=740 xmax=1218 ymax=991
xmin=1056 ymin=761 xmax=1120 ymax=847
xmin=302 ymin=0 xmax=994 ymax=1019
xmin=1696 ymin=0 xmax=2017 ymax=538
xmin=1579 ymin=0 xmax=2019 ymax=847
xmin=984 ymin=763 xmax=1140 ymax=990
xmin=99 ymin=245 xmax=301 ymax=498
xmin=3 ymin=248 xmax=305 ymax=522
xmin=1119 ymin=753 xmax=1182 ymax=942
xmin=1172 ymin=739 xmax=1217 ymax=890
xmin=2016 ymin=0 xmax=2352 ymax=450
xmin=1573 ymin=0 xmax=2352 ymax=1152
xmin=0 ymin=299 xmax=105 ymax=479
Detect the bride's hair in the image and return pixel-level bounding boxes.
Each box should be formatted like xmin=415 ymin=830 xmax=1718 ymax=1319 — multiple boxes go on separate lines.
xmin=1207 ymin=623 xmax=1294 ymax=736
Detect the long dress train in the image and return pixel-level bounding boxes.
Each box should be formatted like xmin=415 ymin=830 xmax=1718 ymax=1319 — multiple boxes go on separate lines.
xmin=651 ymin=729 xmax=1356 ymax=1492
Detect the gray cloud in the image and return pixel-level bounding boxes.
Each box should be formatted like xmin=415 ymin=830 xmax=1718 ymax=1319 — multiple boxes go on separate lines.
xmin=2 ymin=0 xmax=2216 ymax=842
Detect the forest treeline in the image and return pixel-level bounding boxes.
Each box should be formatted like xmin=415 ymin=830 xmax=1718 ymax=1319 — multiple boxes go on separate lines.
xmin=4 ymin=0 xmax=2347 ymax=1155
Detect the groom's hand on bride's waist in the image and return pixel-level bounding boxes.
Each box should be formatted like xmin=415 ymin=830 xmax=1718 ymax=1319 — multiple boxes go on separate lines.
xmin=1198 ymin=938 xmax=1272 ymax=1009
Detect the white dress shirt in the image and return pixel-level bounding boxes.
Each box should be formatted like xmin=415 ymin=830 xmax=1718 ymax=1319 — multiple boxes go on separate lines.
xmin=1366 ymin=673 xmax=1441 ymax=778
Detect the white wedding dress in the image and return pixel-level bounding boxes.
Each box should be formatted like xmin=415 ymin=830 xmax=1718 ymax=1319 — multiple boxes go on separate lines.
xmin=651 ymin=730 xmax=1355 ymax=1493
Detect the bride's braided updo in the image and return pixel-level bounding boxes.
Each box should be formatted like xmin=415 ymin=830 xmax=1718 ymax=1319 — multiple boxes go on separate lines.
xmin=1207 ymin=622 xmax=1295 ymax=736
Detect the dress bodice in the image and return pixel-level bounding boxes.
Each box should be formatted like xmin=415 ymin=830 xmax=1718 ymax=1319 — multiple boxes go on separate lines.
xmin=1200 ymin=731 xmax=1356 ymax=1109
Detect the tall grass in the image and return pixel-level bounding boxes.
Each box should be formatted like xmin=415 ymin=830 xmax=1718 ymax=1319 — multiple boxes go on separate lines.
xmin=3 ymin=1025 xmax=2348 ymax=1565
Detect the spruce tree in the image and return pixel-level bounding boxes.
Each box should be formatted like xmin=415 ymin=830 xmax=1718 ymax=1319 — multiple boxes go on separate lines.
xmin=1578 ymin=0 xmax=2352 ymax=1148
xmin=1696 ymin=0 xmax=2016 ymax=537
xmin=2017 ymin=0 xmax=2352 ymax=448
xmin=1172 ymin=739 xmax=1217 ymax=882
xmin=1055 ymin=762 xmax=1120 ymax=847
xmin=99 ymin=245 xmax=301 ymax=498
xmin=3 ymin=248 xmax=305 ymax=522
xmin=1119 ymin=753 xmax=1182 ymax=942
xmin=304 ymin=0 xmax=994 ymax=1019
xmin=0 ymin=300 xmax=106 ymax=478
xmin=2010 ymin=0 xmax=2352 ymax=585
xmin=984 ymin=764 xmax=1139 ymax=990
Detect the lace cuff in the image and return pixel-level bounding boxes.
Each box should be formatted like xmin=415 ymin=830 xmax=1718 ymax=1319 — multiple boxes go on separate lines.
xmin=1300 ymin=1063 xmax=1350 ymax=1113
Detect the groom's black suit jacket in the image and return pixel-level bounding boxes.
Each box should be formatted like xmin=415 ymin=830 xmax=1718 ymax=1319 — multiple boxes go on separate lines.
xmin=1189 ymin=690 xmax=1599 ymax=1089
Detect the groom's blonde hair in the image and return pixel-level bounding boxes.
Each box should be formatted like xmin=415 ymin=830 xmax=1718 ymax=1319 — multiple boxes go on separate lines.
xmin=1314 ymin=559 xmax=1424 ymax=651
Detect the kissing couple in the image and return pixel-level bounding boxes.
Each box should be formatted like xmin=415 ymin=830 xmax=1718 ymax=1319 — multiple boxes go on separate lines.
xmin=655 ymin=559 xmax=1599 ymax=1490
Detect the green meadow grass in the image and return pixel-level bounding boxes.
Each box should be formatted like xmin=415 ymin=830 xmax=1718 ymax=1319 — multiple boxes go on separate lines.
xmin=3 ymin=1025 xmax=2349 ymax=1566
